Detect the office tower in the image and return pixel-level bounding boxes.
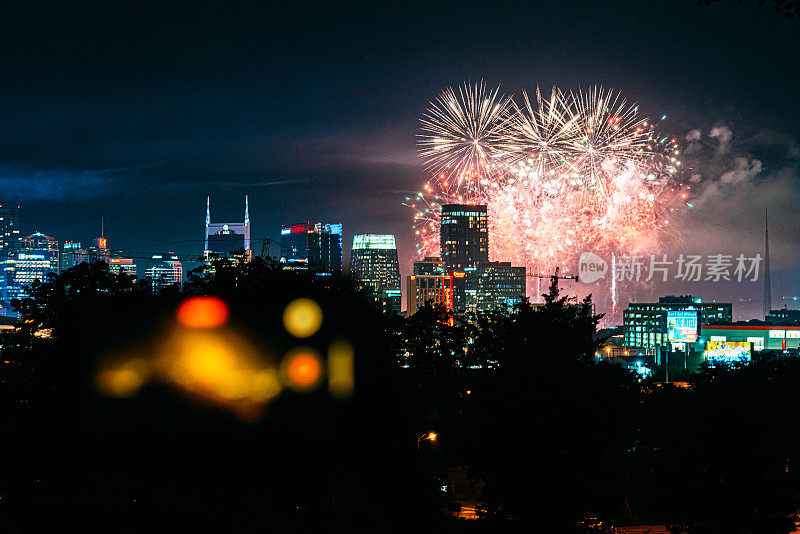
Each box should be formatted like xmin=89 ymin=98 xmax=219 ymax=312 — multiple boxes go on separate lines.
xmin=0 ymin=204 xmax=21 ymax=313
xmin=61 ymin=241 xmax=86 ymax=269
xmin=205 ymin=196 xmax=251 ymax=260
xmin=406 ymin=272 xmax=455 ymax=316
xmin=467 ymin=261 xmax=526 ymax=312
xmin=86 ymin=235 xmax=111 ymax=263
xmin=9 ymin=232 xmax=59 ymax=301
xmin=350 ymin=234 xmax=401 ymax=315
xmin=413 ymin=256 xmax=447 ymax=276
xmin=145 ymin=253 xmax=183 ymax=293
xmin=440 ymin=204 xmax=488 ymax=270
xmin=350 ymin=234 xmax=400 ymax=291
xmin=623 ymin=295 xmax=732 ymax=351
xmin=280 ymin=222 xmax=343 ymax=276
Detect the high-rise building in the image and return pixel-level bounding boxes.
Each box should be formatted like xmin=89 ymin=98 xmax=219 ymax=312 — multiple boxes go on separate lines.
xmin=9 ymin=233 xmax=59 ymax=301
xmin=86 ymin=236 xmax=111 ymax=263
xmin=623 ymin=296 xmax=732 ymax=351
xmin=145 ymin=254 xmax=183 ymax=293
xmin=205 ymin=196 xmax=251 ymax=260
xmin=440 ymin=204 xmax=488 ymax=271
xmin=280 ymin=222 xmax=342 ymax=276
xmin=413 ymin=256 xmax=447 ymax=276
xmin=0 ymin=205 xmax=21 ymax=313
xmin=61 ymin=241 xmax=85 ymax=269
xmin=406 ymin=273 xmax=455 ymax=316
xmin=350 ymin=234 xmax=401 ymax=315
xmin=350 ymin=234 xmax=400 ymax=291
xmin=467 ymin=261 xmax=526 ymax=313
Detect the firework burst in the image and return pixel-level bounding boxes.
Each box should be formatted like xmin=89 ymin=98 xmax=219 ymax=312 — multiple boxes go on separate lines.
xmin=409 ymin=81 xmax=689 ymax=281
xmin=418 ymin=80 xmax=513 ymax=199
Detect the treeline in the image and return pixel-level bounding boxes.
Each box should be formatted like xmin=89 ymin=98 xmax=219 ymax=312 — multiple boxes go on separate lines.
xmin=1 ymin=260 xmax=800 ymax=532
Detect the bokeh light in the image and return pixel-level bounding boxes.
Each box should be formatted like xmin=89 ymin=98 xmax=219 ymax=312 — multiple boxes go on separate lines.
xmin=282 ymin=298 xmax=323 ymax=338
xmin=176 ymin=297 xmax=230 ymax=329
xmin=96 ymin=358 xmax=150 ymax=398
xmin=327 ymin=338 xmax=354 ymax=399
xmin=281 ymin=348 xmax=323 ymax=391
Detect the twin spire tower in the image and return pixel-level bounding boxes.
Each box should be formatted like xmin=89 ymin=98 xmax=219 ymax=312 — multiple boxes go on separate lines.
xmin=204 ymin=196 xmax=250 ymax=257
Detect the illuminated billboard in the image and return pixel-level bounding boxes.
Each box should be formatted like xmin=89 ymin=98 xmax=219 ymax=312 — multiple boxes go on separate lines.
xmin=667 ymin=310 xmax=698 ymax=342
xmin=705 ymin=341 xmax=751 ymax=363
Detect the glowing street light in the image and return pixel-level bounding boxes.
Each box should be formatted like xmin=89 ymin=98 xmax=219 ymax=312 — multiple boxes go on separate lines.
xmin=417 ymin=431 xmax=438 ymax=450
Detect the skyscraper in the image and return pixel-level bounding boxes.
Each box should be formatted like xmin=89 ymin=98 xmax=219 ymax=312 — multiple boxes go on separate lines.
xmin=350 ymin=234 xmax=400 ymax=291
xmin=280 ymin=222 xmax=342 ymax=276
xmin=205 ymin=196 xmax=251 ymax=260
xmin=0 ymin=205 xmax=21 ymax=314
xmin=413 ymin=256 xmax=447 ymax=276
xmin=145 ymin=253 xmax=183 ymax=293
xmin=467 ymin=261 xmax=526 ymax=312
xmin=61 ymin=241 xmax=85 ymax=269
xmin=9 ymin=232 xmax=59 ymax=301
xmin=350 ymin=234 xmax=401 ymax=314
xmin=440 ymin=204 xmax=488 ymax=270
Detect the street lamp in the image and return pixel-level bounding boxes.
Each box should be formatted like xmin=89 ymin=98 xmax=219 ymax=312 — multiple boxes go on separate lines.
xmin=417 ymin=431 xmax=437 ymax=450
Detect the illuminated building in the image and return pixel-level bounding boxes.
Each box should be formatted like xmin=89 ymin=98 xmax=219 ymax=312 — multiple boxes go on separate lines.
xmin=205 ymin=196 xmax=251 ymax=260
xmin=413 ymin=256 xmax=447 ymax=276
xmin=145 ymin=253 xmax=183 ymax=293
xmin=700 ymin=324 xmax=800 ymax=353
xmin=350 ymin=234 xmax=400 ymax=290
xmin=623 ymin=296 xmax=732 ymax=351
xmin=406 ymin=273 xmax=454 ymax=316
xmin=350 ymin=234 xmax=401 ymax=314
xmin=467 ymin=261 xmax=526 ymax=313
xmin=280 ymin=222 xmax=342 ymax=276
xmin=440 ymin=204 xmax=488 ymax=271
xmin=61 ymin=241 xmax=86 ymax=269
xmin=108 ymin=258 xmax=136 ymax=278
xmin=9 ymin=233 xmax=59 ymax=301
xmin=0 ymin=204 xmax=21 ymax=313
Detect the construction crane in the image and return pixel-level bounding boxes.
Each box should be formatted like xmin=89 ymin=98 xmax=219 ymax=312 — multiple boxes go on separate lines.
xmin=526 ymin=266 xmax=578 ymax=302
xmin=259 ymin=237 xmax=276 ymax=260
xmin=526 ymin=266 xmax=579 ymax=283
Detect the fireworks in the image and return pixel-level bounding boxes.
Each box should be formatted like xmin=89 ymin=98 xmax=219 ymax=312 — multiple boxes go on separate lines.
xmin=409 ymin=81 xmax=688 ymax=279
xmin=419 ymin=81 xmax=513 ymax=199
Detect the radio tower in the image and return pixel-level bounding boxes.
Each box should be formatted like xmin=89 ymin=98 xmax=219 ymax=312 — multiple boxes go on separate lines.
xmin=763 ymin=207 xmax=772 ymax=318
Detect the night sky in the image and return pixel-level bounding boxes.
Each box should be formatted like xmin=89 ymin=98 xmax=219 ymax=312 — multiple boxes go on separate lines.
xmin=1 ymin=0 xmax=798 ymax=319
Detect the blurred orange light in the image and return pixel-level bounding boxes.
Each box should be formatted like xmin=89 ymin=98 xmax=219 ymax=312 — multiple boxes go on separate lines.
xmin=428 ymin=432 xmax=437 ymax=441
xmin=176 ymin=297 xmax=229 ymax=329
xmin=282 ymin=349 xmax=323 ymax=391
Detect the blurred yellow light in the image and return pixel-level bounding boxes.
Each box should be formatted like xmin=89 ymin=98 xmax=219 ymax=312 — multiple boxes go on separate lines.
xmin=281 ymin=348 xmax=323 ymax=391
xmin=428 ymin=432 xmax=437 ymax=441
xmin=282 ymin=298 xmax=323 ymax=338
xmin=96 ymin=359 xmax=149 ymax=398
xmin=176 ymin=297 xmax=229 ymax=329
xmin=328 ymin=338 xmax=354 ymax=399
xmin=251 ymin=369 xmax=282 ymax=401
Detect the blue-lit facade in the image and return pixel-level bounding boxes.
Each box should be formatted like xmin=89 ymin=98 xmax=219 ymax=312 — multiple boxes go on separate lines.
xmin=280 ymin=222 xmax=342 ymax=276
xmin=10 ymin=232 xmax=59 ymax=301
xmin=0 ymin=205 xmax=21 ymax=314
xmin=467 ymin=261 xmax=526 ymax=313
